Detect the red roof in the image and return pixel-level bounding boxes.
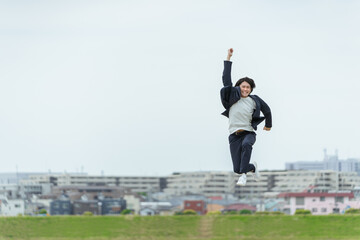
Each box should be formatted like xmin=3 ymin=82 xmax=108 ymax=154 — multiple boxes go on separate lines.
xmin=208 ymin=196 xmax=223 ymax=200
xmin=278 ymin=192 xmax=354 ymax=198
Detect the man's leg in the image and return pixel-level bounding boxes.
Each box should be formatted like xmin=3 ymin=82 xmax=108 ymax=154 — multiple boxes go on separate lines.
xmin=229 ymin=134 xmax=242 ymax=174
xmin=239 ymin=132 xmax=256 ymax=173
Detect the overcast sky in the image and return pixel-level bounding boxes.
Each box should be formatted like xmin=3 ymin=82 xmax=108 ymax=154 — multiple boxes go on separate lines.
xmin=1 ymin=1 xmax=360 ymax=176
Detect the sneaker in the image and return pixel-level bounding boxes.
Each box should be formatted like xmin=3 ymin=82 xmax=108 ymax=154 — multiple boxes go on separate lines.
xmin=236 ymin=174 xmax=247 ymax=186
xmin=252 ymin=161 xmax=261 ymax=181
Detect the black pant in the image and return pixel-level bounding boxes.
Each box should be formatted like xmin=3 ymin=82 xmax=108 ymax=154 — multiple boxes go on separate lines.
xmin=228 ymin=131 xmax=256 ymax=174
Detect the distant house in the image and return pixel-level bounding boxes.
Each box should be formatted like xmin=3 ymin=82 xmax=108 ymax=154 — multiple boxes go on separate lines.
xmin=278 ymin=192 xmax=360 ymax=215
xmin=140 ymin=202 xmax=174 ymax=216
xmin=124 ymin=194 xmax=141 ymax=215
xmin=100 ymin=199 xmax=126 ymax=215
xmin=183 ymin=200 xmax=206 ymax=215
xmin=50 ymin=200 xmax=72 ymax=215
xmin=0 ymin=196 xmax=25 ymax=216
xmin=207 ymin=204 xmax=224 ymax=212
xmin=223 ymin=203 xmax=256 ymax=213
xmin=73 ymin=200 xmax=99 ymax=215
xmin=139 ymin=207 xmax=156 ymax=216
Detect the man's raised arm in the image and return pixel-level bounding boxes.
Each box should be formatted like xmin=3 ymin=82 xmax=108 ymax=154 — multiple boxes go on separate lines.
xmin=222 ymin=48 xmax=234 ymax=87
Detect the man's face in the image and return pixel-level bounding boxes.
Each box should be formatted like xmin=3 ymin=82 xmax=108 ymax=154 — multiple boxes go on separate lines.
xmin=239 ymin=81 xmax=251 ymax=98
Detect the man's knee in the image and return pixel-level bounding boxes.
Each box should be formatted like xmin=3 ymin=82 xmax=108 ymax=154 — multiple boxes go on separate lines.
xmin=242 ymin=142 xmax=253 ymax=150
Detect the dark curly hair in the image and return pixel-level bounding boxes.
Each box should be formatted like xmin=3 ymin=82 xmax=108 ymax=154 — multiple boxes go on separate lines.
xmin=235 ymin=77 xmax=256 ymax=93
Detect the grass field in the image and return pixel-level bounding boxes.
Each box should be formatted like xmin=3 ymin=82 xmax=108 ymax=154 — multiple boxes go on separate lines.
xmin=0 ymin=215 xmax=360 ymax=240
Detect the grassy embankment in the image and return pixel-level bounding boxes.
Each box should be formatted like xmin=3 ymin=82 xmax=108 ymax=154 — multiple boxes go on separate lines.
xmin=0 ymin=215 xmax=360 ymax=240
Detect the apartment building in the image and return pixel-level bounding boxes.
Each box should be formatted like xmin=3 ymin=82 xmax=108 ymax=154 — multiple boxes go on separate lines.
xmin=165 ymin=170 xmax=360 ymax=200
xmin=272 ymin=171 xmax=360 ymax=193
xmin=235 ymin=170 xmax=288 ymax=199
xmin=164 ymin=171 xmax=235 ymax=197
xmin=286 ymin=149 xmax=360 ymax=175
xmin=21 ymin=174 xmax=166 ymax=193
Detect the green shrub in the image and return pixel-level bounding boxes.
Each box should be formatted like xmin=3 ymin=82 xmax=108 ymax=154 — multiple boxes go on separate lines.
xmin=345 ymin=208 xmax=360 ymax=214
xmin=39 ymin=209 xmax=47 ymax=215
xmin=295 ymin=209 xmax=311 ymax=215
xmin=174 ymin=211 xmax=184 ymax=215
xmin=83 ymin=211 xmax=93 ymax=216
xmin=121 ymin=209 xmax=132 ymax=215
xmin=183 ymin=210 xmax=197 ymax=215
xmin=207 ymin=211 xmax=221 ymax=215
xmin=239 ymin=209 xmax=252 ymax=215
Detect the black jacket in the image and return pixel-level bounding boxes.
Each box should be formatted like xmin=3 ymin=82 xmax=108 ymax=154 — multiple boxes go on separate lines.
xmin=220 ymin=61 xmax=272 ymax=131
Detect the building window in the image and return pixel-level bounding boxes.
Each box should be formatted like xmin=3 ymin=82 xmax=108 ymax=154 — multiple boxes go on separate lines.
xmin=321 ymin=208 xmax=327 ymax=213
xmin=14 ymin=204 xmax=21 ymax=208
xmin=335 ymin=197 xmax=344 ymax=203
xmin=296 ymin=197 xmax=304 ymax=205
xmin=320 ymin=197 xmax=325 ymax=202
xmin=312 ymin=208 xmax=317 ymax=213
xmin=197 ymin=203 xmax=201 ymax=207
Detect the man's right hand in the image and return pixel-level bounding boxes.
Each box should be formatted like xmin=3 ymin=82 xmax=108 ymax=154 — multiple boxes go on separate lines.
xmin=227 ymin=48 xmax=233 ymax=61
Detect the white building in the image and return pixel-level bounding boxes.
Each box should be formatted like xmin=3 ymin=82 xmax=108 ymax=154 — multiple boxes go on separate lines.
xmin=123 ymin=194 xmax=141 ymax=214
xmin=164 ymin=171 xmax=235 ymax=197
xmin=0 ymin=195 xmax=25 ymax=216
xmin=21 ymin=174 xmax=166 ymax=193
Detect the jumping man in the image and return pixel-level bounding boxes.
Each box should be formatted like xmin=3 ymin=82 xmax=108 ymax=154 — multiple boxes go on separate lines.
xmin=220 ymin=48 xmax=272 ymax=186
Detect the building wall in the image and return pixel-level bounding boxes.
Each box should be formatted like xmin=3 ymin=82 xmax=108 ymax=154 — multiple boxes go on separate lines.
xmin=22 ymin=174 xmax=164 ymax=193
xmin=0 ymin=197 xmax=25 ymax=216
xmin=183 ymin=200 xmax=206 ymax=215
xmin=280 ymin=194 xmax=359 ymax=215
xmin=164 ymin=171 xmax=235 ymax=197
xmin=124 ymin=194 xmax=141 ymax=214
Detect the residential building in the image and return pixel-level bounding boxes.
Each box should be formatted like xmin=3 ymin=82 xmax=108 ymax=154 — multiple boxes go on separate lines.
xmin=277 ymin=192 xmax=360 ymax=215
xmin=21 ymin=174 xmax=166 ymax=193
xmin=140 ymin=202 xmax=173 ymax=216
xmin=0 ymin=172 xmax=55 ymax=184
xmin=50 ymin=200 xmax=72 ymax=215
xmin=207 ymin=203 xmax=224 ymax=212
xmin=73 ymin=198 xmax=99 ymax=215
xmin=0 ymin=195 xmax=25 ymax=216
xmin=223 ymin=203 xmax=256 ymax=213
xmin=100 ymin=199 xmax=126 ymax=215
xmin=50 ymin=185 xmax=127 ymax=201
xmin=235 ymin=170 xmax=288 ymax=199
xmin=124 ymin=194 xmax=141 ymax=214
xmin=272 ymin=170 xmax=360 ymax=193
xmin=183 ymin=200 xmax=206 ymax=215
xmin=286 ymin=149 xmax=360 ymax=175
xmin=164 ymin=171 xmax=235 ymax=197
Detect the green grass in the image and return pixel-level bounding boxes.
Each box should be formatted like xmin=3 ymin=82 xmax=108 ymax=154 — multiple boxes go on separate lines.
xmin=0 ymin=215 xmax=360 ymax=240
